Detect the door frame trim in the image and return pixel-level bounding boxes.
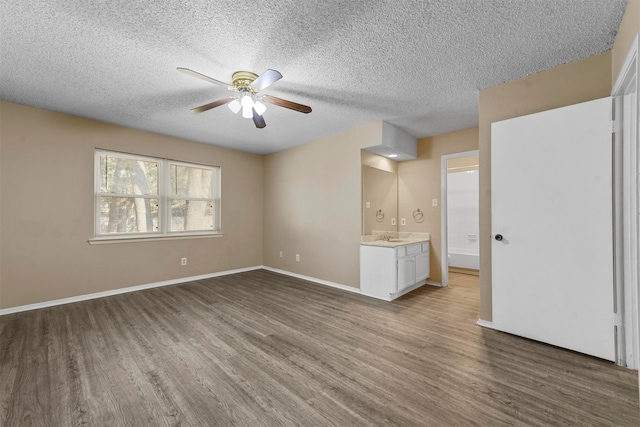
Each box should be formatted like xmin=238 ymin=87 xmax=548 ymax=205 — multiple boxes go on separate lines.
xmin=612 ymin=33 xmax=639 ymax=369
xmin=440 ymin=149 xmax=479 ymax=287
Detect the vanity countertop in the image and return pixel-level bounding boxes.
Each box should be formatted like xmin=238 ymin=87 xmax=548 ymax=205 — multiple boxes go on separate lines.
xmin=361 ymin=232 xmax=430 ymax=248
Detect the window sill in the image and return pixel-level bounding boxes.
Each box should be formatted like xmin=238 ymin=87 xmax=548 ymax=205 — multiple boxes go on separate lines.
xmin=88 ymin=232 xmax=224 ymax=245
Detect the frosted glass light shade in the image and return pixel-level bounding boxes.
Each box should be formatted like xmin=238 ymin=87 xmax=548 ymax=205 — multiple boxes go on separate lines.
xmin=240 ymin=94 xmax=254 ymax=108
xmin=240 ymin=94 xmax=254 ymax=118
xmin=228 ymin=99 xmax=241 ymax=114
xmin=253 ymin=100 xmax=266 ymax=116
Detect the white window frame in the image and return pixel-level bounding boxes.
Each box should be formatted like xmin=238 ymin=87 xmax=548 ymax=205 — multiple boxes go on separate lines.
xmin=92 ymin=150 xmax=222 ymax=243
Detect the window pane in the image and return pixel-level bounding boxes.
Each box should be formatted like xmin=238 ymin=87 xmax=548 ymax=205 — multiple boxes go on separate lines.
xmin=171 ymin=165 xmax=213 ymax=198
xmin=100 ymin=155 xmax=158 ymax=195
xmin=170 ymin=199 xmax=213 ymax=232
xmin=99 ymin=197 xmax=158 ymax=234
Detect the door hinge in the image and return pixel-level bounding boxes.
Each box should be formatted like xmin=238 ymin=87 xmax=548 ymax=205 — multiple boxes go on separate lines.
xmin=611 ymin=97 xmax=616 ymax=133
xmin=613 ymin=312 xmax=623 ymax=327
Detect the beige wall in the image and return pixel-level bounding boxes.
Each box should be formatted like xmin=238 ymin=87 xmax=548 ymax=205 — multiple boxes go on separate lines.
xmin=263 ymin=122 xmax=383 ymax=288
xmin=398 ymin=127 xmax=479 ymax=284
xmin=0 ymin=101 xmax=264 ymax=309
xmin=612 ymin=0 xmax=640 ymax=84
xmin=477 ymin=52 xmax=612 ymax=321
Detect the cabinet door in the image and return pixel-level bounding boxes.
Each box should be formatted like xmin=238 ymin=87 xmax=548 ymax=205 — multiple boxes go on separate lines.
xmin=415 ymin=252 xmax=430 ymax=283
xmin=397 ymin=257 xmax=416 ymax=291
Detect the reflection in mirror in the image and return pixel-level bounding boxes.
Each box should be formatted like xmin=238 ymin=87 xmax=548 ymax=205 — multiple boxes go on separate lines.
xmin=362 ymin=166 xmax=398 ymax=235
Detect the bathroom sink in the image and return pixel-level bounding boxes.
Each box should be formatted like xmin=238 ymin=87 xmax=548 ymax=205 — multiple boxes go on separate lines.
xmin=388 ymin=238 xmax=407 ymax=242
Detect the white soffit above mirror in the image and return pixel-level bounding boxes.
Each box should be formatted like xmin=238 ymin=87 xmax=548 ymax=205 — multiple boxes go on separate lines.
xmin=364 ymin=122 xmax=418 ymax=161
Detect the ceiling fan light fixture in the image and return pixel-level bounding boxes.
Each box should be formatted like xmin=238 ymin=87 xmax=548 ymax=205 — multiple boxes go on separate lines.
xmin=240 ymin=93 xmax=254 ymax=118
xmin=253 ymin=100 xmax=267 ymax=116
xmin=240 ymin=93 xmax=254 ymax=108
xmin=242 ymin=106 xmax=253 ymax=119
xmin=242 ymin=105 xmax=253 ymax=118
xmin=179 ymin=67 xmax=312 ymax=128
xmin=228 ymin=99 xmax=241 ymax=114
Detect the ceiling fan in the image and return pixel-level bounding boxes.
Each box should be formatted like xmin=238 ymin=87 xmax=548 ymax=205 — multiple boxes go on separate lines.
xmin=177 ymin=67 xmax=312 ymax=129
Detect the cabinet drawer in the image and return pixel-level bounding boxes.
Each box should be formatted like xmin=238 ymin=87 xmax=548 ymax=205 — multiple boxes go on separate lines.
xmin=396 ymin=247 xmax=406 ymax=257
xmin=422 ymin=243 xmax=430 ymax=253
xmin=406 ymin=244 xmax=421 ymax=255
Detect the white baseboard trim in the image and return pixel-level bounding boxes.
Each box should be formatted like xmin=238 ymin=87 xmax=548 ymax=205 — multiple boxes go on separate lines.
xmin=0 ymin=265 xmax=263 ymax=316
xmin=1 ymin=266 xmax=362 ymax=316
xmin=476 ymin=319 xmax=496 ymax=330
xmin=262 ymin=266 xmax=361 ymax=295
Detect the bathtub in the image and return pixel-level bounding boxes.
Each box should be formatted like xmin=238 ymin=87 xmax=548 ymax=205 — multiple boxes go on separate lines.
xmin=448 ymin=249 xmax=479 ymax=270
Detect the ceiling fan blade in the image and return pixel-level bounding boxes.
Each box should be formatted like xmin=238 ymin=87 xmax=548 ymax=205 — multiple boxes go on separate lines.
xmin=252 ymin=108 xmax=266 ymax=128
xmin=177 ymin=67 xmax=232 ymax=89
xmin=262 ymin=95 xmax=312 ymax=114
xmin=251 ymin=69 xmax=283 ymax=92
xmin=191 ymin=97 xmax=236 ymax=113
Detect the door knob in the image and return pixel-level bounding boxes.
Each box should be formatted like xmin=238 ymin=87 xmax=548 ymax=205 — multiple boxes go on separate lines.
xmin=495 ymin=234 xmax=503 ymax=241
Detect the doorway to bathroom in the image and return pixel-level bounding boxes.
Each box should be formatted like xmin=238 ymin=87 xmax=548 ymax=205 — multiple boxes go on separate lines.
xmin=440 ymin=150 xmax=479 ymax=287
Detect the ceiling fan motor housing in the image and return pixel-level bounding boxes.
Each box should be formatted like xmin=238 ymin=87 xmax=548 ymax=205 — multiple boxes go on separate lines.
xmin=232 ymin=71 xmax=258 ymax=93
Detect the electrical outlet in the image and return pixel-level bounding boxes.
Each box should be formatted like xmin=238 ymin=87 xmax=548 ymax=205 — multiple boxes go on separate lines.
xmin=366 ymin=201 xmax=371 ymax=209
xmin=279 ymin=251 xmax=283 ymax=258
xmin=401 ymin=218 xmax=406 ymax=226
xmin=432 ymin=198 xmax=438 ymax=207
xmin=296 ymin=254 xmax=300 ymax=262
xmin=181 ymin=257 xmax=187 ymax=266
xmin=391 ymin=218 xmax=396 ymax=226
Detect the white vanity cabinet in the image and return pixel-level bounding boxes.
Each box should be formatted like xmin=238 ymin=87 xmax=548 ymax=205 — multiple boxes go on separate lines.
xmin=360 ymin=242 xmax=430 ymax=301
xmin=415 ymin=250 xmax=430 ymax=283
xmin=397 ymin=256 xmax=416 ymax=291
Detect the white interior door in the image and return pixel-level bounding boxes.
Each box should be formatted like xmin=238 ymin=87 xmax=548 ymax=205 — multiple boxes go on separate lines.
xmin=491 ymin=97 xmax=615 ymax=361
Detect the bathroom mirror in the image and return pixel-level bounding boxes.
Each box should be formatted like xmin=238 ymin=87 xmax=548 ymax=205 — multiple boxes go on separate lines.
xmin=362 ymin=165 xmax=398 ymax=235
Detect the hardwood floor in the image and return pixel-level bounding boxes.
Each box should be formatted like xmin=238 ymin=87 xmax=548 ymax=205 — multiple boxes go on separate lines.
xmin=1 ymin=270 xmax=638 ymax=426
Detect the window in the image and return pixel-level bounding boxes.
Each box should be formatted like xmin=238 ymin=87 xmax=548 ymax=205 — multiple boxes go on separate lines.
xmin=94 ymin=150 xmax=220 ymax=239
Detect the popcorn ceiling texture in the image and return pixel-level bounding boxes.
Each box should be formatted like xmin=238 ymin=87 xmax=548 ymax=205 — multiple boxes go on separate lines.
xmin=0 ymin=0 xmax=628 ymax=154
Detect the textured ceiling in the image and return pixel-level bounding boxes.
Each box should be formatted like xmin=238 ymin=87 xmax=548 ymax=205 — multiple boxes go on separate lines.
xmin=0 ymin=0 xmax=628 ymax=155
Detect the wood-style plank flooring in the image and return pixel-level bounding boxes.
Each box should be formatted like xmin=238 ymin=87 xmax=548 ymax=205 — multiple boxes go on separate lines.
xmin=1 ymin=270 xmax=638 ymax=426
